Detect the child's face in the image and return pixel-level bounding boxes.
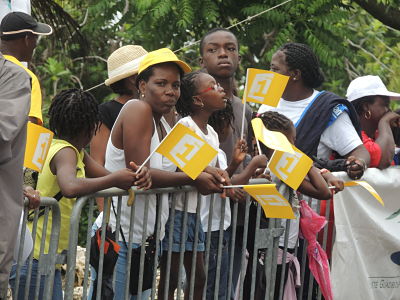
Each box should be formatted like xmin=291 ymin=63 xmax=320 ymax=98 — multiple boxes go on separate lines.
xmin=195 ymin=73 xmax=227 ymax=111
xmin=200 ymin=31 xmax=240 ymax=79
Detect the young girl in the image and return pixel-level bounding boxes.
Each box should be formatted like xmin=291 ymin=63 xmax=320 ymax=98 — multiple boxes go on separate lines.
xmin=246 ymin=111 xmax=343 ymax=300
xmin=159 ymin=70 xmax=266 ymax=300
xmin=9 ymin=88 xmax=150 ymax=300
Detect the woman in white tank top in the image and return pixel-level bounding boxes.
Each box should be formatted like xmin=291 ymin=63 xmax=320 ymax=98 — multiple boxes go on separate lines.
xmin=104 ymin=48 xmax=227 ymax=299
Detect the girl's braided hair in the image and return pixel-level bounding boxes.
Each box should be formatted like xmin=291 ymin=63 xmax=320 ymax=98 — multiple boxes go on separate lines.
xmin=176 ymin=70 xmax=234 ymax=135
xmin=208 ymin=101 xmax=234 ymax=135
xmin=251 ymin=111 xmax=293 ymax=154
xmin=49 ymin=88 xmax=100 ymax=140
xmin=258 ymin=111 xmax=293 ymax=133
xmin=175 ymin=70 xmax=203 ymax=117
xmin=280 ymin=42 xmax=324 ymax=89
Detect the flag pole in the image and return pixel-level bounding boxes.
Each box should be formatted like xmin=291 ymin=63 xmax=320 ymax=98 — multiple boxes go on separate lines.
xmin=136 ymin=122 xmax=180 ymax=173
xmin=256 ymin=135 xmax=262 ymax=155
xmin=240 ymin=69 xmax=250 ymax=140
xmin=240 ymin=100 xmax=246 ymax=140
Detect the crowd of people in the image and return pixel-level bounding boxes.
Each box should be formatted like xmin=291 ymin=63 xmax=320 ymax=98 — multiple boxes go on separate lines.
xmin=1 ymin=10 xmax=400 ymax=300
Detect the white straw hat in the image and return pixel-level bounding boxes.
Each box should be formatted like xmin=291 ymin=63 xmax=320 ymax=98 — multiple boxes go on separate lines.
xmin=346 ymin=75 xmax=400 ymax=102
xmin=104 ymin=45 xmax=148 ymax=86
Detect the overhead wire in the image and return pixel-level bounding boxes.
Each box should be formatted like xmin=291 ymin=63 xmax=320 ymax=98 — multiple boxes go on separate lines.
xmin=85 ymin=0 xmax=293 ymax=92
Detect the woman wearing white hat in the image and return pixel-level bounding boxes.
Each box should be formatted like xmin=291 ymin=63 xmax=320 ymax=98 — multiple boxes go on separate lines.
xmin=347 ymin=75 xmax=400 ymax=169
xmin=90 ymin=45 xmax=148 ymax=210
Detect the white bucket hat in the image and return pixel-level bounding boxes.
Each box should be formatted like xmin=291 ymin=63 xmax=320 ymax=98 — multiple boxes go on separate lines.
xmin=104 ymin=45 xmax=148 ymax=86
xmin=346 ymin=75 xmax=400 ymax=102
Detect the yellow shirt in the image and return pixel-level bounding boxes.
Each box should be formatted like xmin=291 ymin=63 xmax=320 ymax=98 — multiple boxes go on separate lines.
xmin=29 ymin=139 xmax=85 ymax=259
xmin=3 ymin=55 xmax=43 ymax=124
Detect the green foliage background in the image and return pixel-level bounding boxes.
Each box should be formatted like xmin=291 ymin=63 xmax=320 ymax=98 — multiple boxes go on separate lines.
xmin=31 ymin=0 xmax=400 ymax=113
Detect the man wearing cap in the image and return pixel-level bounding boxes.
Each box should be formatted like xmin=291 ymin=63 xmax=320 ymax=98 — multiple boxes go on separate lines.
xmin=0 ymin=52 xmax=31 ymax=299
xmin=347 ymin=75 xmax=400 ymax=169
xmin=0 ymin=11 xmax=52 ymax=125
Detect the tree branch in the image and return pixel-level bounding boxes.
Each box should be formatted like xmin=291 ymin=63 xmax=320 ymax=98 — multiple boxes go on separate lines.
xmin=354 ymin=0 xmax=400 ymax=30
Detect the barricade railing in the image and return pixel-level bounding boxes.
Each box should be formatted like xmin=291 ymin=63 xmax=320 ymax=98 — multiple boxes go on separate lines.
xmin=63 ymin=178 xmax=336 ymax=300
xmin=11 ymin=197 xmax=61 ymax=300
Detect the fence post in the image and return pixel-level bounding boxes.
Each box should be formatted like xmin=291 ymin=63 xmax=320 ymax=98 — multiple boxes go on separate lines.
xmin=64 ymin=196 xmax=90 ymax=300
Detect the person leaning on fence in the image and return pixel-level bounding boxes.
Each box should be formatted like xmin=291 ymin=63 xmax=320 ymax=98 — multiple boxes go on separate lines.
xmin=90 ymin=45 xmax=148 ymax=212
xmin=247 ymin=111 xmax=343 ymax=300
xmin=346 ymin=75 xmax=400 ymax=169
xmin=258 ymin=42 xmax=370 ymax=178
xmin=0 ymin=11 xmax=53 ymax=125
xmin=101 ymin=48 xmax=229 ymax=300
xmin=8 ymin=88 xmax=151 ymax=300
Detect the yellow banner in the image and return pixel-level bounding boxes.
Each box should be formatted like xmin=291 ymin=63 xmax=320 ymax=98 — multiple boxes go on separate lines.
xmin=243 ymin=184 xmax=295 ymax=219
xmin=242 ymin=68 xmax=289 ymax=107
xmin=344 ymin=181 xmax=384 ymax=206
xmin=156 ymin=123 xmax=218 ymax=180
xmin=23 ymin=122 xmax=54 ymax=172
xmin=252 ymin=118 xmax=294 ymax=154
xmin=268 ymin=145 xmax=313 ymax=190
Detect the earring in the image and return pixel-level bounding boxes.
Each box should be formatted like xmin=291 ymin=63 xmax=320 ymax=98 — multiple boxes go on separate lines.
xmin=141 ymin=93 xmax=145 ymax=99
xmin=364 ymin=110 xmax=371 ymax=120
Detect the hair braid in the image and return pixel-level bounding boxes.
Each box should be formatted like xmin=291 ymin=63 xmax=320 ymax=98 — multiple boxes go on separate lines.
xmin=176 ymin=70 xmax=203 ymax=117
xmin=280 ymin=43 xmax=324 ymax=89
xmin=258 ymin=111 xmax=293 ymax=133
xmin=48 ymin=88 xmax=100 ymax=140
xmin=208 ymin=101 xmax=234 ymax=135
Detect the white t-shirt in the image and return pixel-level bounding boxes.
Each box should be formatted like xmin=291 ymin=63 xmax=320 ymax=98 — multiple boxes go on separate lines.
xmin=174 ymin=116 xmax=219 ymax=213
xmin=174 ymin=116 xmax=231 ymax=232
xmin=258 ymin=90 xmax=362 ymax=159
xmin=105 ymin=100 xmax=175 ymax=243
xmin=201 ymin=150 xmax=231 ymax=232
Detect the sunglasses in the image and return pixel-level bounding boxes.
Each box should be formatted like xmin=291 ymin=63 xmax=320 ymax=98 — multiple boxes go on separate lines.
xmin=198 ymin=83 xmax=222 ymax=94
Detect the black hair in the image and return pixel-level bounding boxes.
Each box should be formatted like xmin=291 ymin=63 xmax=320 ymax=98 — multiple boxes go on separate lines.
xmin=252 ymin=111 xmax=293 ymax=154
xmin=136 ymin=62 xmax=184 ymax=89
xmin=208 ymin=101 xmax=234 ymax=136
xmin=110 ymin=78 xmax=134 ymax=96
xmin=48 ymin=88 xmax=100 ymax=140
xmin=258 ymin=111 xmax=293 ymax=133
xmin=279 ymin=42 xmax=324 ymax=89
xmin=351 ymin=96 xmax=375 ymax=115
xmin=199 ymin=28 xmax=239 ymax=56
xmin=176 ymin=70 xmax=203 ymax=117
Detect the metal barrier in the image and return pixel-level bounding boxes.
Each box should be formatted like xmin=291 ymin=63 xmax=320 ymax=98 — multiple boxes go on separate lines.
xmin=63 ymin=179 xmax=335 ymax=300
xmin=11 ymin=197 xmax=61 ymax=300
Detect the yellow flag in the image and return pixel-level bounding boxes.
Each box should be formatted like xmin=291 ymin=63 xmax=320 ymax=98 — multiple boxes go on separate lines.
xmin=24 ymin=122 xmax=54 ymax=172
xmin=268 ymin=145 xmax=313 ymax=190
xmin=242 ymin=68 xmax=289 ymax=107
xmin=252 ymin=118 xmax=294 ymax=154
xmin=156 ymin=123 xmax=218 ymax=180
xmin=243 ymin=184 xmax=295 ymax=219
xmin=344 ymin=181 xmax=384 ymax=206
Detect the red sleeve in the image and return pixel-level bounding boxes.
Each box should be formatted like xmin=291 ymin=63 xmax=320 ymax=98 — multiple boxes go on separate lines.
xmin=362 ymin=131 xmax=381 ymax=168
